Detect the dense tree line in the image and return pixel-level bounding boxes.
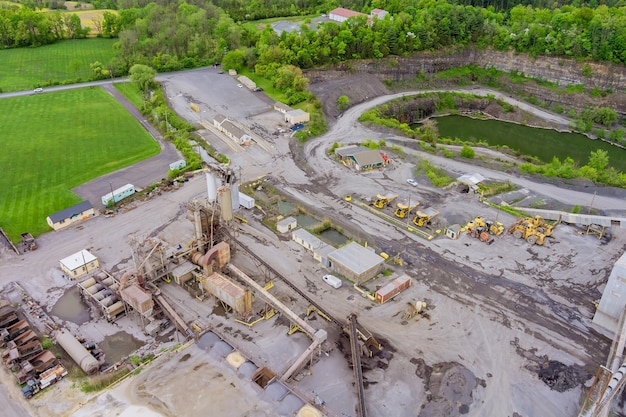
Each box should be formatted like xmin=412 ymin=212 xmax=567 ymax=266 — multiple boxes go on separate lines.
xmin=0 ymin=6 xmax=90 ymax=47
xmin=4 ymin=0 xmax=626 ymax=68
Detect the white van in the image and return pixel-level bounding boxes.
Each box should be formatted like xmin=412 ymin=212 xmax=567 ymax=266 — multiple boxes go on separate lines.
xmin=322 ymin=274 xmax=342 ymax=289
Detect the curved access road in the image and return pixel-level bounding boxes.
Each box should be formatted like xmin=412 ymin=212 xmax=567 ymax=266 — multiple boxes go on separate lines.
xmin=304 ymin=88 xmax=626 ymax=212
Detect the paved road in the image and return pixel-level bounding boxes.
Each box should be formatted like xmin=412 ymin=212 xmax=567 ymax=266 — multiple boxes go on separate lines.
xmin=304 ymin=88 xmax=626 ymax=213
xmin=72 ymin=84 xmax=181 ymax=209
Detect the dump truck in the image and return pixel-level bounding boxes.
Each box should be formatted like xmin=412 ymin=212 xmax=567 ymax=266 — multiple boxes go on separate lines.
xmin=394 ymin=201 xmax=420 ymax=219
xmin=373 ymin=193 xmax=398 ymax=209
xmin=22 ymin=364 xmax=67 ymax=399
xmin=412 ymin=208 xmax=439 ymax=227
xmin=20 ymin=233 xmax=37 ymax=251
xmin=1 ymin=319 xmax=29 ymax=344
xmin=16 ymin=350 xmax=57 ymax=384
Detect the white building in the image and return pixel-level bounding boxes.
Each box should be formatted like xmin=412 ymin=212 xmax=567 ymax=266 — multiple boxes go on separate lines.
xmin=329 ymin=7 xmax=366 ymax=23
xmin=59 ymin=249 xmax=99 ymax=279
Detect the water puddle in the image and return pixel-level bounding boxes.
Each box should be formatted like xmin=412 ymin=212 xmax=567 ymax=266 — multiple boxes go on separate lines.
xmin=50 ymin=286 xmax=91 ymax=325
xmin=294 ymin=214 xmax=317 ymax=227
xmin=320 ymin=228 xmax=348 ymax=246
xmin=278 ymin=201 xmax=295 ymax=215
xmin=99 ymin=331 xmax=144 ymax=364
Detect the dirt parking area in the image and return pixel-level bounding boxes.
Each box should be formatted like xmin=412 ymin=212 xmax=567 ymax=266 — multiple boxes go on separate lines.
xmin=1 ymin=72 xmax=625 ymax=417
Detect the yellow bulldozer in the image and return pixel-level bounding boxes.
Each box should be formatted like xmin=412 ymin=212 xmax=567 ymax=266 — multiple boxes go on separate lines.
xmin=373 ymin=193 xmax=398 ymax=209
xmin=394 ymin=201 xmax=420 ymax=219
xmin=472 ymin=217 xmax=505 ymax=236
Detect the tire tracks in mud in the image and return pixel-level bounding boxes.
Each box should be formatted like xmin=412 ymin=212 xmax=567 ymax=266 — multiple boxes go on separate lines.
xmin=398 ymin=242 xmax=610 ymax=365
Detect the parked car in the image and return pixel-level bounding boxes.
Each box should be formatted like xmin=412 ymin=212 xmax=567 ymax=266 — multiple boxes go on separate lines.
xmin=33 ymin=88 xmax=43 ymax=93
xmin=406 ymin=178 xmax=418 ymax=186
xmin=322 ymin=274 xmax=342 ymax=289
xmin=253 ymin=87 xmax=263 ymax=92
xmin=237 ymin=83 xmax=243 ymax=88
xmin=218 ymin=70 xmax=225 ymax=74
xmin=290 ymin=123 xmax=305 ymax=131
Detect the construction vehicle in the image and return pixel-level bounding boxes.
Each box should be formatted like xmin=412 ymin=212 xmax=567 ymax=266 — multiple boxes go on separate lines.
xmin=412 ymin=207 xmax=439 ymax=227
xmin=466 ymin=224 xmax=494 ymax=244
xmin=485 ymin=219 xmax=505 ymax=236
xmin=373 ymin=193 xmax=398 ymax=209
xmin=22 ymin=364 xmax=68 ymax=399
xmin=394 ymin=201 xmax=419 ymax=219
xmin=20 ymin=232 xmax=37 ymax=251
xmin=0 ymin=320 xmax=29 ymax=344
xmin=508 ymin=215 xmax=554 ymax=246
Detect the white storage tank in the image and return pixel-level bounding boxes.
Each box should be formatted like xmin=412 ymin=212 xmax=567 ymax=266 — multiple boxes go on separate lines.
xmin=206 ymin=173 xmax=218 ymax=203
xmin=55 ymin=329 xmax=99 ymax=374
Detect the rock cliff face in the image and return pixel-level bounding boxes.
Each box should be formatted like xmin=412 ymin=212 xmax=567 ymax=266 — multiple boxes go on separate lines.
xmin=307 ymin=49 xmax=626 ymax=89
xmin=306 ymin=49 xmax=626 ymax=117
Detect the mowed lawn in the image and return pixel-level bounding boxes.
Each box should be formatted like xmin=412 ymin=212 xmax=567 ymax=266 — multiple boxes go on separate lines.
xmin=0 ymin=38 xmax=117 ymax=92
xmin=0 ymin=87 xmax=160 ymax=241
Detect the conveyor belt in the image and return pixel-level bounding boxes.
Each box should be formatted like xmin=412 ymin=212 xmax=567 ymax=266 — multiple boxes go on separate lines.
xmin=223 ymin=230 xmax=344 ymax=328
xmin=348 ymin=314 xmax=367 ymax=417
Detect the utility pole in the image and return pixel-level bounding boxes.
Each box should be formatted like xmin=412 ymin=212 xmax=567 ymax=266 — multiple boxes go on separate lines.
xmin=109 ymin=182 xmax=115 ymax=211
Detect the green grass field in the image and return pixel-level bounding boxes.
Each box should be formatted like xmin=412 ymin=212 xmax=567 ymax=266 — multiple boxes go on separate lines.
xmin=0 ymin=38 xmax=117 ymax=92
xmin=0 ymin=87 xmax=160 ymax=241
xmin=114 ymin=82 xmax=144 ymax=109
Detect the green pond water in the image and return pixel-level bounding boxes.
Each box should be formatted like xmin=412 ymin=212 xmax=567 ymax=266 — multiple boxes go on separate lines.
xmin=320 ymin=228 xmax=349 ymax=246
xmin=435 ymin=115 xmax=626 ymax=172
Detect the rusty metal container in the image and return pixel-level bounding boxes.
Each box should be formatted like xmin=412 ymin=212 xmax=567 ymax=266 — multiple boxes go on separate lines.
xmin=375 ymin=275 xmax=412 ymax=304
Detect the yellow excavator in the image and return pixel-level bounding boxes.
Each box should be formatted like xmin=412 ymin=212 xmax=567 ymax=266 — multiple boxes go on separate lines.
xmin=373 ymin=193 xmax=398 ymax=209
xmin=394 ymin=201 xmax=420 ymax=219
xmin=412 ymin=207 xmax=439 ymax=227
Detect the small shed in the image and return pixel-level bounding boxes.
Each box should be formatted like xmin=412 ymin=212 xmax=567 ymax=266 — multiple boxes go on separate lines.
xmin=456 ymin=173 xmax=485 ymax=191
xmin=328 ymin=242 xmax=385 ymax=284
xmin=46 ymin=201 xmax=95 ymax=231
xmin=285 ymin=109 xmax=310 ymax=125
xmin=274 ymin=102 xmax=293 ymax=114
xmin=446 ymin=224 xmax=462 ymax=240
xmin=239 ymin=193 xmax=255 ymax=209
xmin=59 ymin=249 xmax=99 ymax=279
xmin=277 ymin=217 xmax=297 ymax=233
xmin=375 ymin=275 xmax=412 ymax=304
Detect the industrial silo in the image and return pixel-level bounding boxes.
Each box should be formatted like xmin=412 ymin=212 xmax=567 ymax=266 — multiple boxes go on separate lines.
xmin=218 ymin=186 xmax=233 ymax=221
xmin=230 ymin=182 xmax=239 ymax=210
xmin=55 ymin=329 xmax=99 ymax=374
xmin=206 ymin=172 xmax=218 ymax=203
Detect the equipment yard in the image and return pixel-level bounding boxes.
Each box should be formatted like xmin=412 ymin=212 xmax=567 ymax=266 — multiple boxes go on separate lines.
xmin=1 ymin=68 xmax=626 ymax=417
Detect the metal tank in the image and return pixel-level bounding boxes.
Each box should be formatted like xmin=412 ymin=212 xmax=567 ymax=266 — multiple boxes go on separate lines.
xmin=55 ymin=329 xmax=99 ymax=374
xmin=218 ymin=186 xmax=233 ymax=221
xmin=206 ymin=172 xmax=218 ymax=203
xmin=230 ymin=182 xmax=239 ymax=210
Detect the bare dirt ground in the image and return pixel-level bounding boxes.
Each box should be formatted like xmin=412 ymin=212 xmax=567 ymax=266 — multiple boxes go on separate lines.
xmin=1 ymin=69 xmax=625 ymax=417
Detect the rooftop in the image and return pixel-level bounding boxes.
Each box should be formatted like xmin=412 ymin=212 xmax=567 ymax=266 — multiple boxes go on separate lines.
xmin=59 ymin=249 xmax=97 ymax=270
xmin=328 ymin=242 xmax=384 ymax=275
xmin=48 ymin=201 xmax=93 ymax=223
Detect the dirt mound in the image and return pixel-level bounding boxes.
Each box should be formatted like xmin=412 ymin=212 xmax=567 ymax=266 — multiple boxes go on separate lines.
xmin=409 ymin=358 xmax=483 ymax=417
xmin=308 ymin=73 xmax=391 ymax=120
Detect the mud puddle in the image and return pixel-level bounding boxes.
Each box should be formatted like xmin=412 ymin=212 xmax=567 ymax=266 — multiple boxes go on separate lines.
xmin=99 ymin=331 xmax=144 ymax=364
xmin=50 ymin=286 xmax=90 ymax=325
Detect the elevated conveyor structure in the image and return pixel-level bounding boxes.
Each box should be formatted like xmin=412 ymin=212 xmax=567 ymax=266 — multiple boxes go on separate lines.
xmin=348 ymin=314 xmax=368 ymax=417
xmin=154 ymin=294 xmax=193 ymax=337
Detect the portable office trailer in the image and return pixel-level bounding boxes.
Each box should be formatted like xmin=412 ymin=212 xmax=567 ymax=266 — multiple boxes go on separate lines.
xmin=101 ymin=184 xmax=135 ymax=206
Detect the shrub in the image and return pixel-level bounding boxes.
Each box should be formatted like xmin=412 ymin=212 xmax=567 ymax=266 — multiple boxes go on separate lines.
xmin=460 ymin=145 xmax=475 ymax=159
